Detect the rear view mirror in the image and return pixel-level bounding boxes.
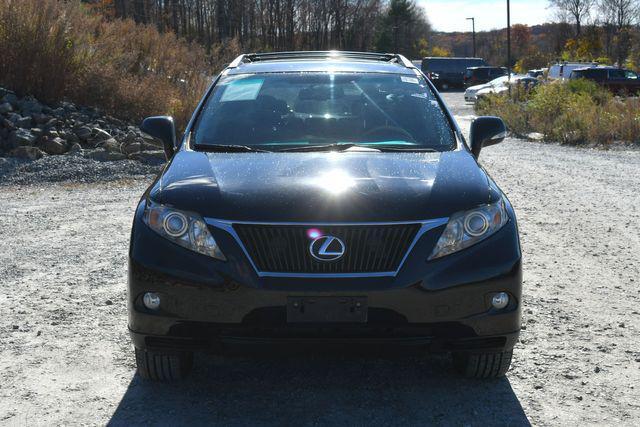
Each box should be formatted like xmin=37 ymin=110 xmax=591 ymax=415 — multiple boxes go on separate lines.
xmin=140 ymin=116 xmax=177 ymax=159
xmin=469 ymin=116 xmax=507 ymax=158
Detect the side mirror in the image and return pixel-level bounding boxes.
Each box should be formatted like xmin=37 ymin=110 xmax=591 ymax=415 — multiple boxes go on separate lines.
xmin=140 ymin=116 xmax=177 ymax=159
xmin=469 ymin=116 xmax=507 ymax=158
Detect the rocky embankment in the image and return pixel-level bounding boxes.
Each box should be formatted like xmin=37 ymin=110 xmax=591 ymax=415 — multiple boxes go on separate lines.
xmin=0 ymin=87 xmax=165 ymax=184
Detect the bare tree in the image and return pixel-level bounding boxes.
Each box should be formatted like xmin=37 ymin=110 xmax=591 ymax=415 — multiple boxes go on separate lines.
xmin=106 ymin=0 xmax=415 ymax=54
xmin=599 ymin=0 xmax=639 ymax=28
xmin=598 ymin=0 xmax=640 ymax=65
xmin=549 ymin=0 xmax=595 ymax=36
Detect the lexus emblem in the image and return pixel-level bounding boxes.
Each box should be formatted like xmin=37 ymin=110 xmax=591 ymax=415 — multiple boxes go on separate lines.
xmin=309 ymin=235 xmax=345 ymax=261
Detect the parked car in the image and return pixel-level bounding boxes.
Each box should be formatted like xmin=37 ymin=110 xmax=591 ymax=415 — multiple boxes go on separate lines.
xmin=414 ymin=60 xmax=440 ymax=83
xmin=463 ymin=66 xmax=508 ymax=88
xmin=475 ymin=76 xmax=541 ymax=100
xmin=548 ymin=62 xmax=598 ymax=80
xmin=569 ymin=66 xmax=640 ymax=95
xmin=464 ymin=74 xmax=517 ymax=102
xmin=131 ymin=51 xmax=522 ymax=381
xmin=527 ymin=68 xmax=546 ymax=78
xmin=420 ymin=57 xmax=488 ymax=90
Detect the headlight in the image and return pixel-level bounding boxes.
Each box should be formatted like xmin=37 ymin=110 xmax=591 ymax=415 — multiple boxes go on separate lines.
xmin=428 ymin=199 xmax=508 ymax=260
xmin=143 ymin=200 xmax=226 ymax=261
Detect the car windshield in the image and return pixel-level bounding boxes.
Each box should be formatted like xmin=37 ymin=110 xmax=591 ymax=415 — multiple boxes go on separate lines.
xmin=193 ymin=72 xmax=456 ymax=151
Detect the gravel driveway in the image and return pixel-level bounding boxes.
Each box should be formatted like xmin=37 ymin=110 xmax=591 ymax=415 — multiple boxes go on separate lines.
xmin=1 ymin=91 xmax=639 ymax=426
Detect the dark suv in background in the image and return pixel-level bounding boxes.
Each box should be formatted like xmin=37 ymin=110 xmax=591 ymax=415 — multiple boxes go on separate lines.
xmin=420 ymin=57 xmax=487 ymax=90
xmin=464 ymin=66 xmax=508 ymax=88
xmin=131 ymin=51 xmax=522 ymax=382
xmin=570 ymin=66 xmax=640 ymax=95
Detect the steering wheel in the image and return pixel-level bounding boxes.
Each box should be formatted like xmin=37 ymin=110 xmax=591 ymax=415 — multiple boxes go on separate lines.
xmin=362 ymin=125 xmax=416 ymax=142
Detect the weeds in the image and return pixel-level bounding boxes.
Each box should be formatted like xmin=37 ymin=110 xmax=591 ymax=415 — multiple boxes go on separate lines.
xmin=476 ymin=79 xmax=640 ymax=145
xmin=0 ymin=0 xmax=240 ymax=129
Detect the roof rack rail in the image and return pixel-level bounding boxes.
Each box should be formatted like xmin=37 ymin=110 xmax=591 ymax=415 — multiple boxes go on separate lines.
xmin=227 ymin=54 xmax=249 ymax=68
xmin=227 ymin=51 xmax=416 ymax=69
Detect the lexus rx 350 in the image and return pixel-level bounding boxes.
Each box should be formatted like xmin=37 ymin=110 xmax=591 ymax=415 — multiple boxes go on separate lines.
xmin=129 ymin=51 xmax=521 ymax=381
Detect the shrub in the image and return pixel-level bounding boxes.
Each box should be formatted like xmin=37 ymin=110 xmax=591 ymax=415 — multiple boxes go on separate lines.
xmin=527 ymin=83 xmax=592 ymax=143
xmin=476 ymin=94 xmax=530 ymax=137
xmin=0 ymin=0 xmax=240 ymax=129
xmin=476 ymin=79 xmax=639 ymax=146
xmin=0 ymin=0 xmax=94 ymax=102
xmin=564 ymin=78 xmax=611 ymax=105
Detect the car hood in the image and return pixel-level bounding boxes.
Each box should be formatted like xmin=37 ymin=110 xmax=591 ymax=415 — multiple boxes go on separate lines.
xmin=466 ymin=83 xmax=490 ymax=93
xmin=149 ymin=150 xmax=494 ymax=222
xmin=477 ymin=87 xmax=497 ymax=94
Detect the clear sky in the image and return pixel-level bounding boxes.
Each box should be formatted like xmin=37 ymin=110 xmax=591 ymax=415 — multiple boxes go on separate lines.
xmin=418 ymin=0 xmax=552 ymax=32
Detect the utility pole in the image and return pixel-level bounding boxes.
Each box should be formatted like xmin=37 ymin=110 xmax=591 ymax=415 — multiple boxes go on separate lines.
xmin=507 ymin=0 xmax=511 ymax=91
xmin=393 ymin=25 xmax=399 ymax=53
xmin=466 ymin=17 xmax=476 ymax=57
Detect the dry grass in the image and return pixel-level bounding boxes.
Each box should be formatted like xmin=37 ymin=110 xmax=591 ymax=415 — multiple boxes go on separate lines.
xmin=476 ymin=80 xmax=640 ymax=145
xmin=0 ymin=0 xmax=240 ymax=129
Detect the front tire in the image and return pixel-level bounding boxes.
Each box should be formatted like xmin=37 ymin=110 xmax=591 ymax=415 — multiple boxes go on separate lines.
xmin=452 ymin=350 xmax=513 ymax=379
xmin=135 ymin=347 xmax=193 ymax=381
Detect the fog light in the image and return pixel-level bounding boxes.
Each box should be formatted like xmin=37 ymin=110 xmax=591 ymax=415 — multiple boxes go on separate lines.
xmin=143 ymin=292 xmax=161 ymax=310
xmin=491 ymin=292 xmax=509 ymax=310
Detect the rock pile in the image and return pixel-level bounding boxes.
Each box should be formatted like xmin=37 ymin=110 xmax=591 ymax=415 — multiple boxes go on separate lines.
xmin=0 ymin=87 xmax=165 ymax=163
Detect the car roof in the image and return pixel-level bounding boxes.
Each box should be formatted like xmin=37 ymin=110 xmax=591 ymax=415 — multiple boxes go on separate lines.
xmin=572 ymin=67 xmax=604 ymax=72
xmin=225 ymin=51 xmax=417 ymax=76
xmin=227 ymin=60 xmax=416 ymax=75
xmin=423 ymin=57 xmax=484 ymax=60
xmin=468 ymin=66 xmax=505 ymax=70
xmin=552 ymin=62 xmax=598 ymax=66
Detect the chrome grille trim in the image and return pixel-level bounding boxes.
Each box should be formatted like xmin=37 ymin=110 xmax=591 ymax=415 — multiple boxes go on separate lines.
xmin=204 ymin=218 xmax=449 ymax=278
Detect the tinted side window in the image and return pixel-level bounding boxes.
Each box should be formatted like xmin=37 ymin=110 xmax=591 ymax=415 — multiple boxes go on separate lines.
xmin=608 ymin=69 xmax=626 ymax=80
xmin=452 ymin=61 xmax=469 ymax=73
xmin=467 ymin=59 xmax=488 ymax=68
xmin=437 ymin=60 xmax=454 ymax=72
xmin=424 ymin=59 xmax=486 ymax=74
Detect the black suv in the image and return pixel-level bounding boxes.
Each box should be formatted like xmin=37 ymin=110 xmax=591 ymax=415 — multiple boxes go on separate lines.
xmin=130 ymin=51 xmax=522 ymax=381
xmin=421 ymin=57 xmax=488 ymax=90
xmin=570 ymin=67 xmax=640 ymax=95
xmin=464 ymin=66 xmax=508 ymax=88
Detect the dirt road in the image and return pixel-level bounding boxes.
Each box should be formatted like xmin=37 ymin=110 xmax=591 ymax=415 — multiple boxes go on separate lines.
xmin=1 ymin=91 xmax=639 ymax=426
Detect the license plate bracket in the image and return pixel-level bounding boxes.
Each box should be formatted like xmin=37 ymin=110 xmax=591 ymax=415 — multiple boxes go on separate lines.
xmin=287 ymin=296 xmax=368 ymax=323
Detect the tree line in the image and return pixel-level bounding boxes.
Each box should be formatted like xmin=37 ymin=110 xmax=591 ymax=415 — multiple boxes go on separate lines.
xmin=90 ymin=0 xmax=431 ymax=58
xmin=549 ymin=0 xmax=640 ymax=67
xmin=87 ymin=0 xmax=640 ymax=71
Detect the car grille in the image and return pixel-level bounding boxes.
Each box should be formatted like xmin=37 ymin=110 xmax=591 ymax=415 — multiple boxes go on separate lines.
xmin=233 ymin=223 xmax=421 ymax=274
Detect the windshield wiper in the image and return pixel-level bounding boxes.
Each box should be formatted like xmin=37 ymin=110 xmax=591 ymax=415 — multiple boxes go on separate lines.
xmin=279 ymin=143 xmax=441 ymax=153
xmin=278 ymin=143 xmax=380 ymax=152
xmin=193 ymin=144 xmax=271 ymax=153
xmin=374 ymin=146 xmax=441 ymax=152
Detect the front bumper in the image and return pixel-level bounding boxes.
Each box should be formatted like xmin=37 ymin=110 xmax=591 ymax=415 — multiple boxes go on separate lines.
xmin=128 ymin=202 xmax=522 ymax=353
xmin=129 ymin=263 xmax=521 ymax=353
xmin=464 ymin=92 xmax=478 ymax=102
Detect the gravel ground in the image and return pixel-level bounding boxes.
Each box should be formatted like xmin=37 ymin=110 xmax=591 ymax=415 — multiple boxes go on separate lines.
xmin=1 ymin=91 xmax=639 ymax=426
xmin=0 ymin=154 xmax=162 ymax=186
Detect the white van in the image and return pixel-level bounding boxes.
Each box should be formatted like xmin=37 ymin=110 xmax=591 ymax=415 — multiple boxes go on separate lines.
xmin=548 ymin=62 xmax=598 ymax=80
